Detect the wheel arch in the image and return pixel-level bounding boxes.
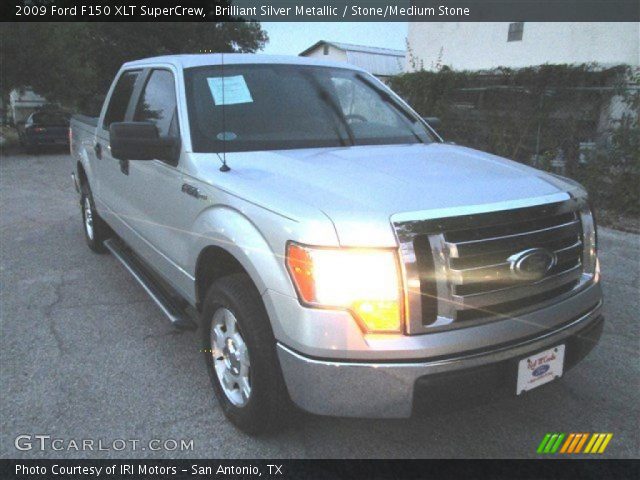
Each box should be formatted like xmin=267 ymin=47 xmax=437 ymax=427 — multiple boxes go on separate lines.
xmin=75 ymin=141 xmax=95 ymax=191
xmin=77 ymin=161 xmax=88 ymax=189
xmin=195 ymin=246 xmax=250 ymax=310
xmin=190 ymin=206 xmax=294 ymax=311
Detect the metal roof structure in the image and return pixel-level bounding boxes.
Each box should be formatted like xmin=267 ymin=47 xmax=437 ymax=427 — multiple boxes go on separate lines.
xmin=123 ymin=53 xmax=367 ymax=71
xmin=299 ymin=40 xmax=406 ymax=77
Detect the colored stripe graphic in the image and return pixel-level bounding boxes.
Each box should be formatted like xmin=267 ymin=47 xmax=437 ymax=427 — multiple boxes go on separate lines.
xmin=560 ymin=433 xmax=575 ymax=453
xmin=550 ymin=433 xmax=565 ymax=453
xmin=544 ymin=434 xmax=559 ymax=453
xmin=537 ymin=433 xmax=566 ymax=454
xmin=537 ymin=433 xmax=552 ymax=454
xmin=584 ymin=433 xmax=599 ymax=453
xmin=567 ymin=434 xmax=582 ymax=453
xmin=539 ymin=433 xmax=613 ymax=454
xmin=597 ymin=433 xmax=613 ymax=453
xmin=574 ymin=433 xmax=589 ymax=453
xmin=585 ymin=433 xmax=613 ymax=453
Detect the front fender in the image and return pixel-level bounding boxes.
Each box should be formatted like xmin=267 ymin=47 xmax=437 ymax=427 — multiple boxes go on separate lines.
xmin=187 ymin=205 xmax=295 ymax=299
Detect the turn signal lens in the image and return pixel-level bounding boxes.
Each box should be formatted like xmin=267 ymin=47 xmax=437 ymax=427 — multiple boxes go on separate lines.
xmin=285 ymin=243 xmax=403 ymax=333
xmin=352 ymin=300 xmax=401 ymax=333
xmin=579 ymin=204 xmax=598 ymax=278
xmin=286 ymin=243 xmax=315 ymax=301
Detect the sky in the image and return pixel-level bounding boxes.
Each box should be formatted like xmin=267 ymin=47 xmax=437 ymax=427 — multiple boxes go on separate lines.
xmin=260 ymin=22 xmax=408 ymax=55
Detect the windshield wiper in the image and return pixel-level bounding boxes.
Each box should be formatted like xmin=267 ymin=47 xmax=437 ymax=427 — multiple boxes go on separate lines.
xmin=355 ymin=73 xmax=427 ymax=144
xmin=303 ymin=72 xmax=355 ymax=146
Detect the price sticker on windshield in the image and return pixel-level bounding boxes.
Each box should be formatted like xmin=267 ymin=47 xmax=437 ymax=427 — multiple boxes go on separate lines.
xmin=207 ymin=75 xmax=253 ymax=105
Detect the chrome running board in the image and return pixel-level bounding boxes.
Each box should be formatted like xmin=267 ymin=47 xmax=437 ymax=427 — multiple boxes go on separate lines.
xmin=104 ymin=238 xmax=197 ymax=330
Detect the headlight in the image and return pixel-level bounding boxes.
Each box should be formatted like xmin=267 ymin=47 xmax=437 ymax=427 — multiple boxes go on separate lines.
xmin=579 ymin=203 xmax=598 ymax=280
xmin=286 ymin=242 xmax=403 ymax=333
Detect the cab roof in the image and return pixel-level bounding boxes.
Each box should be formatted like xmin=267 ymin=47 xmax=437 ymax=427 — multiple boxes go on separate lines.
xmin=122 ymin=53 xmax=366 ymax=72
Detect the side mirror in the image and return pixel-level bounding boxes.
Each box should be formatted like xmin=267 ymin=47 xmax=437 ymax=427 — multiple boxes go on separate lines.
xmin=422 ymin=116 xmax=441 ymax=130
xmin=109 ymin=122 xmax=177 ymax=161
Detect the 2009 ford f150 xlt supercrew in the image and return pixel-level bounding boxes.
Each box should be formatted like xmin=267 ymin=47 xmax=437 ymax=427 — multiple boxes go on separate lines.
xmin=70 ymin=54 xmax=603 ymax=433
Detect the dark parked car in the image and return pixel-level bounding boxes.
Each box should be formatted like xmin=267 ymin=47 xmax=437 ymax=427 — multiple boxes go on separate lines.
xmin=19 ymin=111 xmax=70 ymax=151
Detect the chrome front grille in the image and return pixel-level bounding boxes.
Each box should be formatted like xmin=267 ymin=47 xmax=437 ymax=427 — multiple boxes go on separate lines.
xmin=393 ymin=194 xmax=595 ymax=334
xmin=445 ymin=210 xmax=582 ymax=318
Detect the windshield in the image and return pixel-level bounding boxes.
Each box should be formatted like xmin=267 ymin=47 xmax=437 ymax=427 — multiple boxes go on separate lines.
xmin=184 ymin=64 xmax=435 ymax=153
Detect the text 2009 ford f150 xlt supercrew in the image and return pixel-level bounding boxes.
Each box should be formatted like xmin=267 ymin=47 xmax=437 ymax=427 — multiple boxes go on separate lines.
xmin=70 ymin=54 xmax=603 ymax=433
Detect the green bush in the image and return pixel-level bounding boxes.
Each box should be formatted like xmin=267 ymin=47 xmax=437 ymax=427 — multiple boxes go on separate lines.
xmin=574 ymin=103 xmax=640 ymax=215
xmin=389 ymin=64 xmax=638 ymax=216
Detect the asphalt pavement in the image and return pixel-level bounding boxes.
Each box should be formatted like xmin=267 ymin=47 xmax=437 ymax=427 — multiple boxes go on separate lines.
xmin=1 ymin=149 xmax=638 ymax=459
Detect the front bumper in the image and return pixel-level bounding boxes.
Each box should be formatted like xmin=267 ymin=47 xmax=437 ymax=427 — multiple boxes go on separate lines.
xmin=277 ymin=301 xmax=603 ymax=418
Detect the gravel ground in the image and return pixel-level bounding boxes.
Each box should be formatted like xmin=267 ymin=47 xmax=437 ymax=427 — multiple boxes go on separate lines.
xmin=1 ymin=150 xmax=638 ymax=459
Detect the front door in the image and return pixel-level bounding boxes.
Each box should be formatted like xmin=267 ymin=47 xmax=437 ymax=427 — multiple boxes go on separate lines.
xmin=114 ymin=68 xmax=191 ymax=297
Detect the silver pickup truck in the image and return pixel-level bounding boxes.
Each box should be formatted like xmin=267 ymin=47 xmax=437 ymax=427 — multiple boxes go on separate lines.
xmin=70 ymin=54 xmax=603 ymax=433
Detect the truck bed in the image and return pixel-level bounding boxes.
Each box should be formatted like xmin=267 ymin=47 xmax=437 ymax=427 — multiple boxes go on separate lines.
xmin=72 ymin=114 xmax=98 ymax=128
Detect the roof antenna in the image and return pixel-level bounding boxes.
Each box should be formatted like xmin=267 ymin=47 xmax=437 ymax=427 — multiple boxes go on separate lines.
xmin=219 ymin=50 xmax=231 ymax=172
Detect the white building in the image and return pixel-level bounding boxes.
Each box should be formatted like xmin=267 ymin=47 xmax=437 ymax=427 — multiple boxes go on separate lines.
xmin=407 ymin=22 xmax=640 ymax=71
xmin=300 ymin=40 xmax=406 ymax=82
xmin=9 ymin=88 xmax=48 ymax=124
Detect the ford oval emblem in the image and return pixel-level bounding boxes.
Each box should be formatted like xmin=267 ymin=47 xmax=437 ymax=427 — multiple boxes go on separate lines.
xmin=533 ymin=364 xmax=550 ymax=377
xmin=508 ymin=248 xmax=557 ymax=281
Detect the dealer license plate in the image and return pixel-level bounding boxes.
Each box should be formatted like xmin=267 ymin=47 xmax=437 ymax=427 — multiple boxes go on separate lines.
xmin=516 ymin=345 xmax=565 ymax=395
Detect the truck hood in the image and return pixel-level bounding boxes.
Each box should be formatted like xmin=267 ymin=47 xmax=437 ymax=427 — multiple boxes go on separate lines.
xmin=204 ymin=143 xmax=574 ymax=246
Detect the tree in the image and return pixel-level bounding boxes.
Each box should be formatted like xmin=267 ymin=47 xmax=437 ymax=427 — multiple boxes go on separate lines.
xmin=0 ymin=22 xmax=268 ymax=114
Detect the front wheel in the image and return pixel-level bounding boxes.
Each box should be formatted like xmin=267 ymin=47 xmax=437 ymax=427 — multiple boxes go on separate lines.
xmin=202 ymin=274 xmax=292 ymax=434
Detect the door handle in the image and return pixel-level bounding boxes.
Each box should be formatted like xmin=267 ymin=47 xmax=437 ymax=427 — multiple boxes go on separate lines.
xmin=182 ymin=183 xmax=207 ymax=200
xmin=94 ymin=142 xmax=102 ymax=159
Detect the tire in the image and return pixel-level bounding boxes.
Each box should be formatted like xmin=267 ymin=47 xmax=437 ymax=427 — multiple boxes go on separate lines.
xmin=202 ymin=273 xmax=292 ymax=434
xmin=80 ymin=181 xmax=109 ymax=253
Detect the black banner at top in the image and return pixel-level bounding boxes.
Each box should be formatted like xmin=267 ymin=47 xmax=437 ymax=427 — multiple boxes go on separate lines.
xmin=2 ymin=0 xmax=639 ymax=22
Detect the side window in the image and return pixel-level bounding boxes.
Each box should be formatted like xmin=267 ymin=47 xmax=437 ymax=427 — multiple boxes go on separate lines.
xmin=103 ymin=70 xmax=139 ymax=129
xmin=508 ymin=22 xmax=524 ymax=42
xmin=134 ymin=70 xmax=177 ymax=137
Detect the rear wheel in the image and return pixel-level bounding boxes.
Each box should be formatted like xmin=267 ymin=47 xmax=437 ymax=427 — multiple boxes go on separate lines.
xmin=80 ymin=182 xmax=109 ymax=253
xmin=202 ymin=273 xmax=292 ymax=434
